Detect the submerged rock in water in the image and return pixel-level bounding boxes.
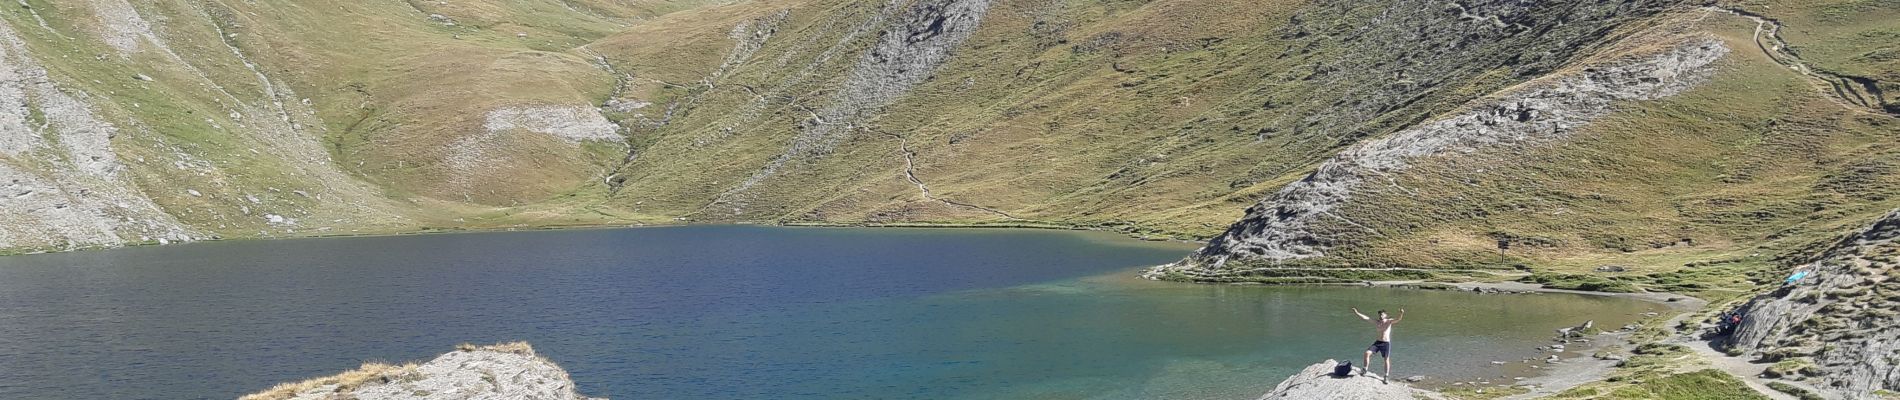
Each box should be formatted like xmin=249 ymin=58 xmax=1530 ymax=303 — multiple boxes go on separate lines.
xmin=1259 ymin=360 xmax=1444 ymax=399
xmin=242 ymin=342 xmax=600 ymax=400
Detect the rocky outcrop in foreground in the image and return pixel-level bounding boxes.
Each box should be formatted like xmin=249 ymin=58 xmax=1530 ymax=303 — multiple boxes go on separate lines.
xmin=1259 ymin=360 xmax=1443 ymax=400
xmin=243 ymin=342 xmax=599 ymax=400
xmin=1729 ymin=209 xmax=1900 ymax=398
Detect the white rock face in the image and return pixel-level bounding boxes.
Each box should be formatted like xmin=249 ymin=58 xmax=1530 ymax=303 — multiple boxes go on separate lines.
xmin=441 ymin=105 xmax=623 ymax=193
xmin=829 ymin=0 xmax=992 ymax=129
xmin=0 ymin=32 xmax=33 ymax=157
xmin=0 ymin=17 xmax=192 ymax=250
xmin=716 ymin=10 xmax=790 ymax=81
xmin=1161 ymin=36 xmax=1729 ymax=273
xmin=727 ymin=0 xmax=992 ymax=198
xmin=482 ymin=106 xmax=623 ymax=143
xmin=1 ymin=0 xmax=406 ymax=253
xmin=88 ymin=0 xmax=158 ymax=56
xmin=1259 ymin=360 xmax=1444 ymax=400
xmin=247 ymin=343 xmax=600 ymax=400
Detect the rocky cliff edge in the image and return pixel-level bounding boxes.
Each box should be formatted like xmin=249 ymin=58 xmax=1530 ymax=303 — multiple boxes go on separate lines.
xmin=242 ymin=342 xmax=599 ymax=400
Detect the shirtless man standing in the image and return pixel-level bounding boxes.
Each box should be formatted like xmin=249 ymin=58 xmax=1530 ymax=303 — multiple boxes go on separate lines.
xmin=1351 ymin=307 xmax=1404 ymax=383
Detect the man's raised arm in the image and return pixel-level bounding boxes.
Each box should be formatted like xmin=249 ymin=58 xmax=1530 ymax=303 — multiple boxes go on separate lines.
xmin=1393 ymin=309 xmax=1406 ymax=323
xmin=1351 ymin=307 xmax=1371 ymax=321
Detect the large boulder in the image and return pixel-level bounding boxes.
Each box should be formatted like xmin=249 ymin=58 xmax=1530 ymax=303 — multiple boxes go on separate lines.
xmin=1259 ymin=360 xmax=1444 ymax=400
xmin=1729 ymin=209 xmax=1900 ymax=398
xmin=242 ymin=342 xmax=600 ymax=400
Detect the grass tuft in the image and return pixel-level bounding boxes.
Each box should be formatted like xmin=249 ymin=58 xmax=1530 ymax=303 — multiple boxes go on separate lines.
xmin=1602 ymin=369 xmax=1772 ymax=400
xmin=238 ymin=362 xmax=420 ymax=400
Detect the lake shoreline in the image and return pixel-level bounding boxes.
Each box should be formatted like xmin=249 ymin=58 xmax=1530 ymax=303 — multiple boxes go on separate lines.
xmin=1096 ymin=264 xmax=1707 ymax=397
xmin=1202 ymin=276 xmax=1710 ymax=397
xmin=1 ymin=226 xmax=1211 ymax=398
xmin=1369 ymin=281 xmax=1708 ymax=306
xmin=2 ymin=223 xmax=1696 ymax=399
xmin=0 ymin=220 xmax=1206 ymax=258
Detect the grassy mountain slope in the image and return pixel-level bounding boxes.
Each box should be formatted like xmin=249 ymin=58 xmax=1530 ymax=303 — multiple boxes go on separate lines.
xmin=588 ymin=0 xmax=1695 ymax=238
xmin=1723 ymin=0 xmax=1900 ymax=113
xmin=1356 ymin=13 xmax=1895 ymax=278
xmin=0 ymin=0 xmax=723 ymax=253
xmin=1160 ymin=5 xmax=1900 ymax=299
xmin=0 ymin=0 xmax=1895 ymax=308
xmin=4 ymin=1 xmax=1899 ymax=397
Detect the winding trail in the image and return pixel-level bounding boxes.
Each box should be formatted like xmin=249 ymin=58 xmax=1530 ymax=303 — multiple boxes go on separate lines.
xmin=1654 ymin=309 xmax=1802 ymax=400
xmin=1709 ymin=6 xmax=1896 ymax=117
xmin=872 ymin=129 xmax=1019 ymax=220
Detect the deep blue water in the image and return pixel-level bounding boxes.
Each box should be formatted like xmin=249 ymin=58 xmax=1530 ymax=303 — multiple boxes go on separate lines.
xmin=0 ymin=226 xmax=1660 ymax=399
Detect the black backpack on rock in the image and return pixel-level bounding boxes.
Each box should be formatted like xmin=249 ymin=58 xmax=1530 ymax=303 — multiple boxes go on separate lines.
xmin=1333 ymin=361 xmax=1353 ymax=377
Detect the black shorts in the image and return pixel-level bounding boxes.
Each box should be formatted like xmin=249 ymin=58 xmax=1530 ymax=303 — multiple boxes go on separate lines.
xmin=1367 ymin=341 xmax=1391 ymax=357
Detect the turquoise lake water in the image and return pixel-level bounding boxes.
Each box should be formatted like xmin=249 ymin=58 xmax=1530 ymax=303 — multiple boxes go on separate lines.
xmin=0 ymin=226 xmax=1661 ymax=399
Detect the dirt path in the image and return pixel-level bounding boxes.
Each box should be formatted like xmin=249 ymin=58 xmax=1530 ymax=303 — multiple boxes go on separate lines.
xmin=1678 ymin=341 xmax=1796 ymax=400
xmin=1237 ymin=274 xmax=1810 ymax=398
xmin=1484 ymin=287 xmax=1811 ymax=399
xmin=1360 ymin=279 xmax=1771 ymax=399
xmin=1658 ymin=308 xmax=1836 ymax=400
xmin=1357 ymin=280 xmax=1710 ymax=398
xmin=874 ymin=129 xmax=1020 ymax=220
xmin=1506 ymin=289 xmax=1705 ymax=399
xmin=1366 ymin=280 xmax=1695 ymax=305
xmin=1706 ymin=6 xmax=1895 ymax=117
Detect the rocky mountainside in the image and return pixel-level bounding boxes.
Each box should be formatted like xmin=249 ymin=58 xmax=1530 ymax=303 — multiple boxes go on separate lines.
xmin=1154 ymin=3 xmax=1900 ymax=287
xmin=1172 ymin=34 xmax=1730 ymax=268
xmin=242 ymin=342 xmax=598 ymax=400
xmin=1 ymin=0 xmax=1895 ymax=276
xmin=0 ymin=1 xmax=1889 ymax=292
xmin=1729 ymin=208 xmax=1900 ymax=399
xmin=3 ymin=0 xmax=1897 ymax=398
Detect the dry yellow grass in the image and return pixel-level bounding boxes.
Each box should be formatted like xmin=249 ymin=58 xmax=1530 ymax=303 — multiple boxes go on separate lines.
xmin=457 ymin=341 xmax=536 ymax=356
xmin=238 ymin=362 xmax=420 ymax=400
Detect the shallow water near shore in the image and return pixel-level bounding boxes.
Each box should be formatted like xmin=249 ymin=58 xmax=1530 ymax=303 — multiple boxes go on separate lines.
xmin=0 ymin=226 xmax=1661 ymax=399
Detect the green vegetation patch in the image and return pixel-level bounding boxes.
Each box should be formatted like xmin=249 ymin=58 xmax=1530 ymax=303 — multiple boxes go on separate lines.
xmin=1603 ymin=370 xmax=1771 ymax=400
xmin=1762 ymin=358 xmax=1824 ymax=379
xmin=1440 ymin=384 xmax=1531 ymax=399
xmin=1767 ymin=382 xmax=1826 ymax=400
